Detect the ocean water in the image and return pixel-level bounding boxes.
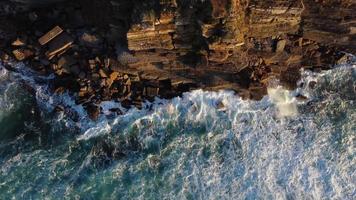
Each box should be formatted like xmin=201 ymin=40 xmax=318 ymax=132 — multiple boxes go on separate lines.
xmin=0 ymin=57 xmax=355 ymax=199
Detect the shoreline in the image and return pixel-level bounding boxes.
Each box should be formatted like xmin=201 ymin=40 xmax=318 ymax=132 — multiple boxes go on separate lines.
xmin=0 ymin=0 xmax=355 ymax=120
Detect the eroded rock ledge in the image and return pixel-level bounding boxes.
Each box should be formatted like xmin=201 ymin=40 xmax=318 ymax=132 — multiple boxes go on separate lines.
xmin=0 ymin=0 xmax=355 ymax=119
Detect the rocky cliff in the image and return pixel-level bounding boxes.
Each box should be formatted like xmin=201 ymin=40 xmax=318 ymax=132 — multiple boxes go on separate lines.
xmin=80 ymin=0 xmax=355 ymax=95
xmin=0 ymin=0 xmax=355 ymax=119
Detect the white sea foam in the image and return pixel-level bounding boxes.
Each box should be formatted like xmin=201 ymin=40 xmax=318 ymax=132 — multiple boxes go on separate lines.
xmin=267 ymin=86 xmax=298 ymax=117
xmin=67 ymin=60 xmax=355 ymax=199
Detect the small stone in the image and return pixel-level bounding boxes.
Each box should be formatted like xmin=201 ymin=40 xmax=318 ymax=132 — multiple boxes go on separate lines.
xmin=45 ymin=32 xmax=73 ymax=58
xmin=276 ymin=40 xmax=286 ymax=52
xmin=99 ymin=69 xmax=108 ymax=78
xmin=106 ymin=72 xmax=119 ymax=87
xmin=54 ymin=87 xmax=65 ymax=94
xmin=145 ymin=87 xmax=158 ymax=97
xmin=125 ymin=78 xmax=131 ymax=86
xmin=86 ymin=104 xmax=100 ymax=121
xmin=91 ymin=73 xmax=100 ymax=81
xmin=29 ymin=12 xmax=38 ymax=21
xmin=0 ymin=52 xmax=10 ymax=62
xmin=79 ymin=71 xmax=86 ymax=79
xmin=79 ymin=32 xmax=102 ymax=48
xmin=337 ymin=54 xmax=353 ymax=65
xmin=54 ymin=105 xmax=65 ymax=112
xmin=38 ymin=26 xmax=63 ymax=46
xmin=159 ymin=79 xmax=171 ymax=89
xmin=148 ymin=154 xmax=161 ymax=169
xmin=58 ymin=56 xmax=76 ymax=69
xmin=296 ymin=94 xmax=308 ymax=101
xmin=110 ymin=72 xmax=119 ymax=81
xmin=11 ymin=38 xmax=26 ymax=46
xmin=12 ymin=49 xmax=34 ymax=61
xmin=95 ymin=57 xmax=101 ymax=64
xmin=309 ymin=81 xmax=317 ymax=89
xmin=40 ymin=58 xmax=50 ymax=66
xmin=100 ymin=79 xmax=107 ymax=87
xmin=89 ymin=59 xmax=96 ymax=69
xmin=216 ymin=101 xmax=225 ymax=110
xmin=78 ymin=86 xmax=88 ymax=97
xmin=54 ymin=68 xmax=63 ymax=75
xmin=104 ymin=58 xmax=110 ymax=68
xmin=120 ymin=99 xmax=132 ymax=109
xmin=70 ymin=65 xmax=81 ymax=75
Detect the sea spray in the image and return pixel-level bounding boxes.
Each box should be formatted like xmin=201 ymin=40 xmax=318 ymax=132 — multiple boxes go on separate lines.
xmin=267 ymin=86 xmax=298 ymax=117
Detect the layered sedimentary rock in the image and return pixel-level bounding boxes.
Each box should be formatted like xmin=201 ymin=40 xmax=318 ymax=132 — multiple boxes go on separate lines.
xmin=107 ymin=0 xmax=355 ymax=94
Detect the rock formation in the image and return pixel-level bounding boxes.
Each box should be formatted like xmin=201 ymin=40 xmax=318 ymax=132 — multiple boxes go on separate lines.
xmin=0 ymin=0 xmax=355 ymax=119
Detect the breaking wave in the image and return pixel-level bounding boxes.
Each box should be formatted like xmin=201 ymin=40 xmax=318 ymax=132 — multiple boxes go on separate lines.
xmin=0 ymin=56 xmax=355 ymax=199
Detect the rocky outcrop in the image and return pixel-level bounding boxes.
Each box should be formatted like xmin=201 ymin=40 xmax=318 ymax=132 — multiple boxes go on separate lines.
xmin=96 ymin=0 xmax=353 ymax=93
xmin=0 ymin=0 xmax=355 ymax=118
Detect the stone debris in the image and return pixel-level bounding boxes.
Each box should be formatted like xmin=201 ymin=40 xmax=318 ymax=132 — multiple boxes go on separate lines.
xmin=12 ymin=49 xmax=33 ymax=61
xmin=45 ymin=32 xmax=73 ymax=58
xmin=276 ymin=40 xmax=287 ymax=53
xmin=11 ymin=38 xmax=26 ymax=46
xmin=79 ymin=32 xmax=102 ymax=48
xmin=38 ymin=26 xmax=63 ymax=46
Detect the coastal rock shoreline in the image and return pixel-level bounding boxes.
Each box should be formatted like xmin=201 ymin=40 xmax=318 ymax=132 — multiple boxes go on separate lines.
xmin=0 ymin=0 xmax=355 ymax=120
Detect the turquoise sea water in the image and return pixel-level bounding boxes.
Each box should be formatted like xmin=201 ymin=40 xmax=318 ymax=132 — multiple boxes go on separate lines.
xmin=0 ymin=58 xmax=355 ymax=199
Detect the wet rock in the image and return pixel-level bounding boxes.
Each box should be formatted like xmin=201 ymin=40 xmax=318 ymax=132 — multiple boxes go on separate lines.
xmin=28 ymin=12 xmax=38 ymax=21
xmin=296 ymin=94 xmax=308 ymax=101
xmin=280 ymin=67 xmax=301 ymax=89
xmin=98 ymin=69 xmax=108 ymax=78
xmin=210 ymin=0 xmax=228 ymax=18
xmin=11 ymin=37 xmax=26 ymax=46
xmin=106 ymin=72 xmax=119 ymax=87
xmin=86 ymin=103 xmax=100 ymax=121
xmin=91 ymin=73 xmax=100 ymax=81
xmin=38 ymin=26 xmax=63 ymax=46
xmin=144 ymin=87 xmax=159 ymax=98
xmin=276 ymin=40 xmax=287 ymax=53
xmin=12 ymin=49 xmax=34 ymax=61
xmin=216 ymin=101 xmax=226 ymax=110
xmin=88 ymin=59 xmax=96 ymax=69
xmin=54 ymin=105 xmax=65 ymax=112
xmin=0 ymin=52 xmax=10 ymax=63
xmin=78 ymin=71 xmax=86 ymax=79
xmin=249 ymin=85 xmax=267 ymax=100
xmin=79 ymin=32 xmax=102 ymax=48
xmin=45 ymin=32 xmax=73 ymax=59
xmin=70 ymin=65 xmax=81 ymax=75
xmin=309 ymin=81 xmax=317 ymax=89
xmin=78 ymin=86 xmax=87 ymax=97
xmin=54 ymin=87 xmax=65 ymax=94
xmin=58 ymin=56 xmax=76 ymax=69
xmin=337 ymin=54 xmax=354 ymax=65
xmin=120 ymin=99 xmax=132 ymax=109
xmin=147 ymin=154 xmax=161 ymax=169
xmin=90 ymin=140 xmax=115 ymax=168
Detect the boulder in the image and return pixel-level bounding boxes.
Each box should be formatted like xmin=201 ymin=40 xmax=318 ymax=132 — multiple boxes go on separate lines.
xmin=12 ymin=49 xmax=34 ymax=61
